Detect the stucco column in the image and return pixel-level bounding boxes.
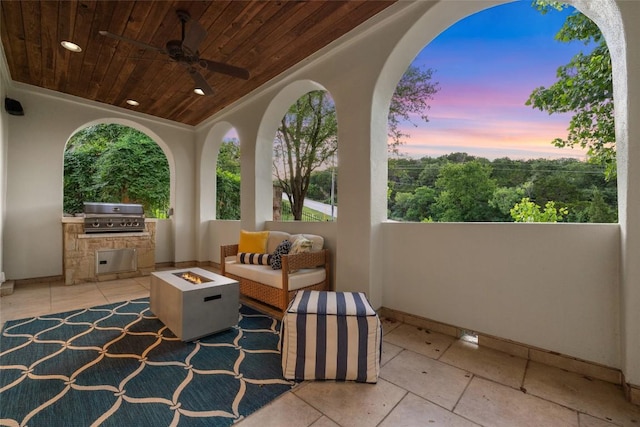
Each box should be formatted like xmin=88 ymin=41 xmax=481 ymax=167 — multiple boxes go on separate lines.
xmin=238 ymin=118 xmax=273 ymax=231
xmin=615 ymin=0 xmax=640 ymax=397
xmin=332 ymin=90 xmax=388 ymax=309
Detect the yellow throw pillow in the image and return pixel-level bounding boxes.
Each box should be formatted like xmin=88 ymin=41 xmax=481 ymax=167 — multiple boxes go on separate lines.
xmin=238 ymin=230 xmax=270 ymax=253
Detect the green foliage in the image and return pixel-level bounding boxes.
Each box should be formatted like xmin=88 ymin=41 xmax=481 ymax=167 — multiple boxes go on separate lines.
xmin=388 ymin=65 xmax=440 ymax=152
xmin=587 ymin=188 xmax=616 ymax=223
xmin=385 ymin=153 xmax=616 ymax=223
xmin=527 ymin=3 xmax=615 ymax=179
xmin=216 ymin=170 xmax=241 ymax=220
xmin=216 ymin=139 xmax=241 ymax=220
xmin=390 ymin=186 xmax=436 ymax=222
xmin=489 ymin=186 xmax=527 ymax=220
xmin=510 ymin=197 xmax=568 ymax=223
xmin=217 ymin=138 xmax=241 ymax=175
xmin=307 ymin=168 xmax=338 ymax=205
xmin=274 ymin=91 xmax=338 ymax=220
xmin=63 ymin=143 xmax=103 ymax=214
xmin=63 ymin=124 xmax=169 ymax=217
xmin=432 ymin=161 xmax=498 ymax=222
xmin=96 ymin=133 xmax=169 ymax=214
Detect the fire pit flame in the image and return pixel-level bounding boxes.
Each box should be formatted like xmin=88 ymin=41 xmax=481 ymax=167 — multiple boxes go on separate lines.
xmin=173 ymin=271 xmax=212 ymax=285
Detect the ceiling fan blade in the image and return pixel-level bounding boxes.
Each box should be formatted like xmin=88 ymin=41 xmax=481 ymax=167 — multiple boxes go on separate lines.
xmin=99 ymin=30 xmax=166 ymax=55
xmin=182 ymin=20 xmax=207 ymax=56
xmin=199 ymin=59 xmax=250 ymax=80
xmin=188 ymin=68 xmax=214 ymax=96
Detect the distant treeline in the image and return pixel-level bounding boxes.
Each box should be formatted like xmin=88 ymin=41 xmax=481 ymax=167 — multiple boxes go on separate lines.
xmin=385 ymin=152 xmax=617 ymax=223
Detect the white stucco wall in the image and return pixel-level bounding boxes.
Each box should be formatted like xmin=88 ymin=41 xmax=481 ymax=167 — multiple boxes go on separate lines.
xmin=2 ymin=86 xmax=196 ymax=279
xmin=382 ymin=222 xmax=620 ymax=367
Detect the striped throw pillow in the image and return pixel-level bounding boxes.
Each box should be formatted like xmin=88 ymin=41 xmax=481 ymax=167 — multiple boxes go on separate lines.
xmin=237 ymin=252 xmax=272 ymax=265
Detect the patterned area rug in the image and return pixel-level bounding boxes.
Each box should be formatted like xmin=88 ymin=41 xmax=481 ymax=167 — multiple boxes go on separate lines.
xmin=0 ymin=299 xmax=294 ymax=426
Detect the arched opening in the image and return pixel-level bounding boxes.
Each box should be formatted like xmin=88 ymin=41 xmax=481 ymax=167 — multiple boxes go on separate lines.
xmin=386 ymin=1 xmax=616 ymax=224
xmin=63 ymin=122 xmax=171 ymax=218
xmin=217 ymin=128 xmax=241 ymax=220
xmin=273 ymin=90 xmax=338 ymax=222
xmin=246 ymin=80 xmax=330 ymax=228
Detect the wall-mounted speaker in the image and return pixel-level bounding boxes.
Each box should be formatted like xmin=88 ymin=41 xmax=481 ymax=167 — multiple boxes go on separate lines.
xmin=4 ymin=98 xmax=24 ymax=116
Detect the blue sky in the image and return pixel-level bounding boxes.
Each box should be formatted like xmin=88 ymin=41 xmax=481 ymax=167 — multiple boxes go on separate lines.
xmin=399 ymin=0 xmax=590 ymax=160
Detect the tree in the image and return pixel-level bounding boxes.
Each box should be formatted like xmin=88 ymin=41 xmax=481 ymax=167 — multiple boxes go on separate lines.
xmin=217 ymin=138 xmax=241 ymax=175
xmin=510 ymin=197 xmax=568 ymax=222
xmin=489 ymin=185 xmax=528 ymax=220
xmin=388 ymin=65 xmax=440 ymax=152
xmin=63 ymin=143 xmax=102 ymax=214
xmin=96 ymin=132 xmax=169 ymax=215
xmin=527 ymin=1 xmax=615 ymax=179
xmin=273 ymin=91 xmax=338 ymax=220
xmin=432 ymin=161 xmax=498 ymax=222
xmin=276 ymin=64 xmax=439 ymax=220
xmin=587 ymin=188 xmax=616 ymax=223
xmin=63 ymin=124 xmax=169 ymax=217
xmin=216 ymin=139 xmax=241 ymax=220
xmin=307 ymin=168 xmax=337 ymax=204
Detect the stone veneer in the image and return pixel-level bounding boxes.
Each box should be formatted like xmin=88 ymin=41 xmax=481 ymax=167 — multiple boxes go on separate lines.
xmin=62 ymin=218 xmax=156 ymax=285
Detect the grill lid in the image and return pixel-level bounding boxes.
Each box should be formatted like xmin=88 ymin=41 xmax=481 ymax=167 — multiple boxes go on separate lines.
xmin=83 ymin=202 xmax=144 ymax=216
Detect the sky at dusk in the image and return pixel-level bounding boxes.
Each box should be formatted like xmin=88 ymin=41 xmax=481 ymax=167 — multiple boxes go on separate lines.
xmin=399 ymin=0 xmax=590 ymax=161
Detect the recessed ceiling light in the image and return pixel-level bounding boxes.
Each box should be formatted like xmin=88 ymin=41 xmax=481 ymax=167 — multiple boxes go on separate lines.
xmin=126 ymin=99 xmax=140 ymax=106
xmin=194 ymin=88 xmax=205 ymax=96
xmin=61 ymin=41 xmax=82 ymax=52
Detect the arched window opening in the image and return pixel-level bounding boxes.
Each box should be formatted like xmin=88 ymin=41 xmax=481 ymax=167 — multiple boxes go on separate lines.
xmin=386 ymin=1 xmax=617 ymax=224
xmin=216 ymin=129 xmax=241 ymax=220
xmin=63 ymin=123 xmax=170 ymax=218
xmin=273 ymin=90 xmax=338 ymax=222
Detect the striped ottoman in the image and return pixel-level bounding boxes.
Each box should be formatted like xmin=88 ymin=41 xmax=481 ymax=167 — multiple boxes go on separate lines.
xmin=281 ymin=290 xmax=382 ymax=383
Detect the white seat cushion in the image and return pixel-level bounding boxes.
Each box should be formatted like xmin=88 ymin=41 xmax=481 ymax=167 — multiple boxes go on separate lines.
xmin=225 ymin=261 xmax=326 ymax=291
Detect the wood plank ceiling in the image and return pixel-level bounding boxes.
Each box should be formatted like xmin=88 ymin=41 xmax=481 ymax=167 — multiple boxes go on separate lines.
xmin=1 ymin=1 xmax=396 ymax=126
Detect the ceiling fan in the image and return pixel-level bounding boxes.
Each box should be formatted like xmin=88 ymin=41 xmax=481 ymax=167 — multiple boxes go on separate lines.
xmin=99 ymin=10 xmax=250 ymax=96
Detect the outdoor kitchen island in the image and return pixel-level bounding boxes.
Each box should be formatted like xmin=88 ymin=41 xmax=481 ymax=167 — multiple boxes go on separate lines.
xmin=150 ymin=268 xmax=239 ymax=341
xmin=62 ymin=216 xmax=156 ymax=285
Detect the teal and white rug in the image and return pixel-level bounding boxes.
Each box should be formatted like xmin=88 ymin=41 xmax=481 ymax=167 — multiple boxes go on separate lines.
xmin=0 ymin=299 xmax=294 ymax=426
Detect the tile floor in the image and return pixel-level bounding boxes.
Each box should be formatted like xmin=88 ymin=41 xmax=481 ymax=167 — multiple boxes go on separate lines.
xmin=1 ymin=274 xmax=639 ymax=427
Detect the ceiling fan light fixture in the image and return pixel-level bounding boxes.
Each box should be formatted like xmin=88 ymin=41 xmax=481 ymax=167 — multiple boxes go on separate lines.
xmin=194 ymin=88 xmax=206 ymax=96
xmin=61 ymin=41 xmax=82 ymax=52
xmin=126 ymin=99 xmax=140 ymax=106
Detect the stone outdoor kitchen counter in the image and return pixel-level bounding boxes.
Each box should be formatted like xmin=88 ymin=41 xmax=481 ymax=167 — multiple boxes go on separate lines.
xmin=62 ymin=217 xmax=157 ymax=285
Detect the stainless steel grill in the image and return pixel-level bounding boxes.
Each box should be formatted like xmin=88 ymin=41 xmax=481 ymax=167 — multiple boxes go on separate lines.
xmin=83 ymin=202 xmax=145 ymax=233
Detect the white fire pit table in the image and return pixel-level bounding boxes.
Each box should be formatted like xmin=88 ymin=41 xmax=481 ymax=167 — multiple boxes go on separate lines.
xmin=150 ymin=268 xmax=239 ymax=341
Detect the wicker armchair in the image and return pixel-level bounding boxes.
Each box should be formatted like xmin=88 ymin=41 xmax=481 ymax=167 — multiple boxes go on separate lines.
xmin=221 ymin=244 xmax=330 ymax=311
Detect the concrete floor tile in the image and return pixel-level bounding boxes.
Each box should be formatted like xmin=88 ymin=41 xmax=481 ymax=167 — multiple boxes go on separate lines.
xmin=381 ymin=349 xmax=472 ymax=410
xmin=294 ymin=379 xmax=406 ymax=427
xmin=309 ymin=416 xmax=340 ymax=427
xmin=50 ymin=296 xmax=110 ymax=314
xmin=380 ymin=393 xmax=480 ymax=427
xmin=105 ymin=289 xmax=149 ymax=303
xmin=384 ymin=323 xmax=455 ymax=359
xmin=579 ymin=413 xmax=620 ymax=427
xmin=439 ymin=339 xmax=528 ymax=388
xmin=97 ymin=279 xmax=149 ymax=301
xmin=524 ymin=362 xmax=640 ymax=427
xmin=381 ymin=341 xmax=403 ymax=367
xmin=455 ymin=377 xmax=579 ymax=427
xmin=236 ymin=392 xmax=322 ymax=427
xmin=1 ymin=285 xmax=51 ymax=322
xmin=381 ymin=316 xmax=402 ymax=334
